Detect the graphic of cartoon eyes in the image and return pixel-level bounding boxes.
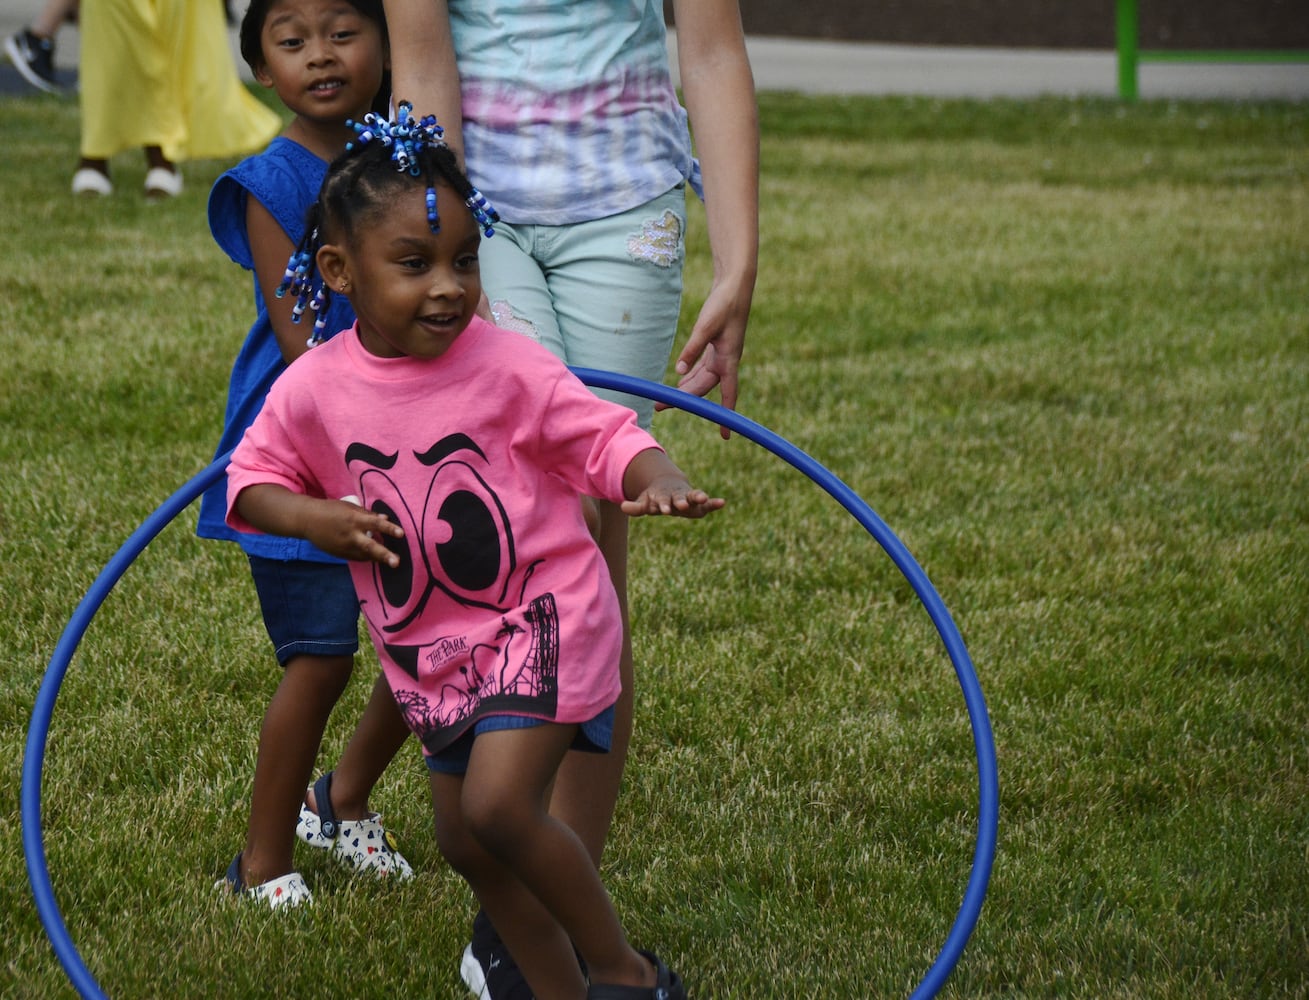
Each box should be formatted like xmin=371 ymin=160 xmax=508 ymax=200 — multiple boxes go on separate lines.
xmin=357 ymin=468 xmax=425 ymax=629
xmin=354 ymin=451 xmax=517 ymax=633
xmin=421 ymin=461 xmax=516 ymax=608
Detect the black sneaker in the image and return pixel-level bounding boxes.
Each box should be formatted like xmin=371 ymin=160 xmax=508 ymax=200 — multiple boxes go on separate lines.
xmin=4 ymin=28 xmax=62 ymax=95
xmin=460 ymin=910 xmax=535 ymax=1000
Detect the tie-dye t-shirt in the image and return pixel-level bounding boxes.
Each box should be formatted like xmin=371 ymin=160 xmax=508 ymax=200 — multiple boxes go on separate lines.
xmin=226 ymin=317 xmax=662 ymax=756
xmin=448 ymin=0 xmax=700 ymax=224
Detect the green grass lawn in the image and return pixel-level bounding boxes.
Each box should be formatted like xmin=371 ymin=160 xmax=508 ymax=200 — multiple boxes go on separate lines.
xmin=1 ymin=91 xmax=1306 ymax=998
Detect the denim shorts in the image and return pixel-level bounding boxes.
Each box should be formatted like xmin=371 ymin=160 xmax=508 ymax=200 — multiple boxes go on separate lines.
xmin=246 ymin=556 xmax=360 ymax=666
xmin=483 ymin=185 xmax=687 ymax=430
xmin=424 ymin=705 xmax=616 ymax=775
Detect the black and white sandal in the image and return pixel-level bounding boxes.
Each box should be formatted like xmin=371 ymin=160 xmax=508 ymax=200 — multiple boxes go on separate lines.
xmin=295 ymin=771 xmax=414 ymax=880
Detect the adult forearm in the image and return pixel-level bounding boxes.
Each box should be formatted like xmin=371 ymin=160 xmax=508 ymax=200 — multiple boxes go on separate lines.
xmin=675 ymin=4 xmax=760 ymax=289
xmin=381 ymin=0 xmax=464 ymax=159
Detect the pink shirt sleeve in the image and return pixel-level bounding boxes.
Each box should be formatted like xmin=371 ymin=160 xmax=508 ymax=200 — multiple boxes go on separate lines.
xmin=535 ymin=367 xmax=664 ymax=504
xmin=224 ymin=376 xmax=322 ymax=534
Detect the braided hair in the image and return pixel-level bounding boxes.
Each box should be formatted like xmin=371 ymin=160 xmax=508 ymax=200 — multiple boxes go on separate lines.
xmin=276 ymin=102 xmax=500 ymax=346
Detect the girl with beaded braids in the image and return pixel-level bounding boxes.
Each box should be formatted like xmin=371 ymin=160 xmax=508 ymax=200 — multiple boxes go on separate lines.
xmin=278 ymin=104 xmax=498 ymax=346
xmin=226 ymin=107 xmax=719 ymax=1000
xmin=199 ymin=0 xmax=417 ymax=909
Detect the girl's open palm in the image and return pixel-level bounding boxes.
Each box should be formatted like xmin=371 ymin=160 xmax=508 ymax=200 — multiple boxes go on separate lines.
xmin=620 ymin=478 xmax=725 ymax=519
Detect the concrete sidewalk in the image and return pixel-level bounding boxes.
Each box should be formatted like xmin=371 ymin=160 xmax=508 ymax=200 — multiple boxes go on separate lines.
xmin=2 ymin=0 xmax=1306 ymax=101
xmin=718 ymin=34 xmax=1309 ymax=101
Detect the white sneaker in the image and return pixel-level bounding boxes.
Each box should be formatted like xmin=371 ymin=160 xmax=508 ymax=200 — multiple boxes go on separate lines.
xmin=71 ymin=167 xmax=112 ymax=197
xmin=143 ymin=166 xmax=182 ymax=199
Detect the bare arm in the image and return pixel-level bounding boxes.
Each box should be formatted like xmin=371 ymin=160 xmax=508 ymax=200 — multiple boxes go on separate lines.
xmin=620 ymin=448 xmax=725 ymax=519
xmin=664 ymin=0 xmax=759 ymax=433
xmin=381 ymin=0 xmax=464 ymax=160
xmin=235 ymin=483 xmax=406 ymax=567
xmin=246 ymin=198 xmax=320 ymax=364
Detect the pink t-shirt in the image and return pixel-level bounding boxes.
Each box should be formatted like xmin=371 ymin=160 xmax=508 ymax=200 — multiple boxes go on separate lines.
xmin=227 ymin=317 xmax=661 ymax=756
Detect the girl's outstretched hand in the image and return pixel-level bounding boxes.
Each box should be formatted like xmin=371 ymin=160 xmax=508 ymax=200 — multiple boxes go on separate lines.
xmin=620 ymin=475 xmax=725 ymax=519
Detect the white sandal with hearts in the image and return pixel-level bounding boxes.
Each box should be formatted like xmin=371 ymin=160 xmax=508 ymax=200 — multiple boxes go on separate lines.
xmin=296 ymin=772 xmax=414 ymax=880
xmin=215 ymin=853 xmax=313 ymax=909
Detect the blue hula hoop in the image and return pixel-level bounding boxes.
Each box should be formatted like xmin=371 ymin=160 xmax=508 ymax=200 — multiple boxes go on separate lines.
xmin=23 ymin=369 xmax=997 ymax=1000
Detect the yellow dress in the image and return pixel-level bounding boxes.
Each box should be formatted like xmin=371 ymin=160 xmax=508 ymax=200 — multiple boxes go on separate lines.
xmin=78 ymin=0 xmax=280 ymax=162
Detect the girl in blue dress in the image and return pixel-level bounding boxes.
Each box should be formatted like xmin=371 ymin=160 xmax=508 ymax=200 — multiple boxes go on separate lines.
xmin=200 ymin=0 xmax=414 ymax=907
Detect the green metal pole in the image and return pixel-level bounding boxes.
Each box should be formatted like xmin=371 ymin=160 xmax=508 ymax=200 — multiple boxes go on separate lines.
xmin=1116 ymin=0 xmax=1139 ymax=101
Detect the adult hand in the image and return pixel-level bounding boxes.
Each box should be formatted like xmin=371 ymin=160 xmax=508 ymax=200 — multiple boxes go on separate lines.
xmin=661 ymin=275 xmax=752 ymax=438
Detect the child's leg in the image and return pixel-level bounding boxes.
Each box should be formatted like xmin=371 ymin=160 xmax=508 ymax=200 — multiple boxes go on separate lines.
xmin=294 ymin=672 xmax=414 ymax=880
xmin=462 ymin=725 xmax=654 ymax=992
xmin=309 ymin=672 xmax=411 ymax=819
xmin=549 ymin=503 xmax=632 ymax=866
xmin=240 ymin=652 xmax=352 ymax=885
xmin=480 ymin=193 xmax=683 ymax=869
xmin=238 ymin=557 xmax=360 ymax=887
xmin=431 ymin=768 xmax=585 ymax=999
